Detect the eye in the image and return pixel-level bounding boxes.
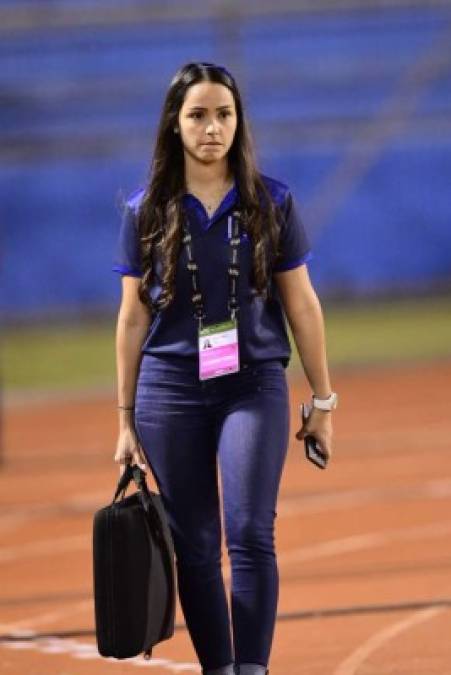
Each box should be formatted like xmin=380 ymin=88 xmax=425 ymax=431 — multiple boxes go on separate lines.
xmin=219 ymin=110 xmax=231 ymax=118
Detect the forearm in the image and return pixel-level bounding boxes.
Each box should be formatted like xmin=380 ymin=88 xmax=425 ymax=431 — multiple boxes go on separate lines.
xmin=290 ymin=295 xmax=332 ymax=398
xmin=116 ymin=311 xmax=149 ymax=430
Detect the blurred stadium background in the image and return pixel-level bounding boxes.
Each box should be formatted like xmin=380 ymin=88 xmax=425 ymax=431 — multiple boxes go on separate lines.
xmin=1 ymin=0 xmax=451 ymax=393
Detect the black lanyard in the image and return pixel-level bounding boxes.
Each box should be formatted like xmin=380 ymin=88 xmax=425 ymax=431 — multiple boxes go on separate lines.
xmin=182 ymin=209 xmax=241 ymax=329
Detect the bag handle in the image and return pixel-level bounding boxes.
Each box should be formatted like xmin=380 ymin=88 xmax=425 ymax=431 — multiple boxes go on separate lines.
xmin=112 ymin=464 xmax=163 ymax=541
xmin=112 ymin=463 xmax=146 ymax=502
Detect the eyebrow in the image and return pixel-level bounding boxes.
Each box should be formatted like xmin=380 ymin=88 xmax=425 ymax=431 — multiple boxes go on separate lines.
xmin=187 ymin=105 xmax=233 ymax=111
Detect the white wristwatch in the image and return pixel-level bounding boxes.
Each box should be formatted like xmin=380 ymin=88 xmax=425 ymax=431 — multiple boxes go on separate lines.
xmin=312 ymin=392 xmax=338 ymax=411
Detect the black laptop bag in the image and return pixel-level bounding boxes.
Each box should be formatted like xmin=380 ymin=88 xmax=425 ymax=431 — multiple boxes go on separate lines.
xmin=92 ymin=463 xmax=176 ymax=659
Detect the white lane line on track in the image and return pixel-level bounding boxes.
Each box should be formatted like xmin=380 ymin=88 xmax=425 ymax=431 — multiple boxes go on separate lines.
xmin=2 ymin=518 xmax=451 ymax=571
xmin=0 ymin=513 xmax=30 ymax=534
xmin=0 ymin=600 xmax=93 ymax=633
xmin=276 ymin=520 xmax=451 ymax=566
xmin=0 ymin=491 xmax=110 ymax=530
xmin=277 ymin=478 xmax=451 ymax=517
xmin=327 ymin=423 xmax=451 ymax=448
xmin=2 ymin=477 xmax=451 ymax=529
xmin=0 ymin=534 xmax=89 ymax=562
xmin=220 ymin=520 xmax=451 ymax=582
xmin=1 ymin=636 xmax=201 ymax=672
xmin=332 ymin=605 xmax=449 ymax=675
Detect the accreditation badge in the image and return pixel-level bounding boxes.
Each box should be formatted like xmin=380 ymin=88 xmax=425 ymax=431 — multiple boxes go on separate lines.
xmin=198 ymin=319 xmax=240 ymax=380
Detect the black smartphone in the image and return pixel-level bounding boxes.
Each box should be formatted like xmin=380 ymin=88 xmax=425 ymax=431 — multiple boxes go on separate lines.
xmin=301 ymin=403 xmax=329 ymax=470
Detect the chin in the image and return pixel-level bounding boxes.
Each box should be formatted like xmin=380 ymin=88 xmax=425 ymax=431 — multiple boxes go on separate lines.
xmin=198 ymin=151 xmax=227 ymax=163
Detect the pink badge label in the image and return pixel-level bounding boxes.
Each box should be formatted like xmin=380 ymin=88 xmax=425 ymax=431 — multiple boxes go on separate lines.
xmin=198 ymin=320 xmax=240 ymax=380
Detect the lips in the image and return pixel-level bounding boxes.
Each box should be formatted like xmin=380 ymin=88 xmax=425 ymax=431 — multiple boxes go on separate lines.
xmin=202 ymin=142 xmax=222 ymax=146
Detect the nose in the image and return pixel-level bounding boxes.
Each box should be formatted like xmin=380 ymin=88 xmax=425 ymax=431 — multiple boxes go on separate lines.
xmin=205 ymin=119 xmax=219 ymax=135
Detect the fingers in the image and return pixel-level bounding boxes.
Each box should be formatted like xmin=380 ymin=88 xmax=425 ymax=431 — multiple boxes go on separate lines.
xmin=114 ymin=443 xmax=147 ymax=474
xmin=315 ymin=434 xmax=333 ymax=460
xmin=118 ymin=456 xmax=147 ymax=476
xmin=115 ymin=454 xmax=131 ymax=476
xmin=295 ymin=426 xmax=333 ymax=460
xmin=132 ymin=446 xmax=147 ymax=472
xmin=296 ymin=427 xmax=306 ymax=441
xmin=296 ymin=419 xmax=312 ymax=440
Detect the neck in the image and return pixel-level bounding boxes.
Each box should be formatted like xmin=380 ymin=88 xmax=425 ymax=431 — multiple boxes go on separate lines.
xmin=184 ymin=156 xmax=232 ymax=191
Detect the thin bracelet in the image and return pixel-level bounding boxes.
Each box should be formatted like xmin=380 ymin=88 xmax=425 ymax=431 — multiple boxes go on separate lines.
xmin=118 ymin=405 xmax=135 ymax=411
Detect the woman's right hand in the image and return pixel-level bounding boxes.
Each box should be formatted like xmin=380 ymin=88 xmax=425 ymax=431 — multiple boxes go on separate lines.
xmin=114 ymin=427 xmax=148 ymax=476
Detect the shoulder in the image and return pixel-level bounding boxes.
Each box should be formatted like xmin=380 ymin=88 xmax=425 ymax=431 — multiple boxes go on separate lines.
xmin=259 ymin=173 xmax=291 ymax=208
xmin=124 ymin=186 xmax=146 ymax=215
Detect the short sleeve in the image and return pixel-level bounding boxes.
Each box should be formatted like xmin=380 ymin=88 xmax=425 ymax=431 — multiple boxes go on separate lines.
xmin=272 ymin=190 xmax=313 ymax=273
xmin=112 ymin=201 xmax=142 ymax=277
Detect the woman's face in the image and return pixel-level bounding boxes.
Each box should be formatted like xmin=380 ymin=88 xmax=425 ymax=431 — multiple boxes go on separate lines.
xmin=177 ymin=81 xmax=238 ymax=167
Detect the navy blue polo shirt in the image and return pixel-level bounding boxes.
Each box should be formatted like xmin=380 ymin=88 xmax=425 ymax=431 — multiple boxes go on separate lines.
xmin=112 ymin=174 xmax=313 ymax=367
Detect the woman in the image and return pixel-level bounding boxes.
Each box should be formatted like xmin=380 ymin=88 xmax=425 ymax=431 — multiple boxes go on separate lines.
xmin=113 ymin=62 xmax=337 ymax=675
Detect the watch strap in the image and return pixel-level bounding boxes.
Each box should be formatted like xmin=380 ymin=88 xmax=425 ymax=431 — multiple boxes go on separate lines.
xmin=312 ymin=392 xmax=338 ymax=411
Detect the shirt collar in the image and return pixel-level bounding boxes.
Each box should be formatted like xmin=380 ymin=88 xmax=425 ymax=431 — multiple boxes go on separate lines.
xmin=182 ymin=180 xmax=238 ymax=230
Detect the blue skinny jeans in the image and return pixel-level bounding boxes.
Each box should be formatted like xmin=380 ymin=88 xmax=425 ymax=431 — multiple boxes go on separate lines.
xmin=134 ymin=354 xmax=290 ymax=671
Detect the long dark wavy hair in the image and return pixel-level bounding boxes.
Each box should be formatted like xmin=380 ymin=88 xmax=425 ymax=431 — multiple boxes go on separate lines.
xmin=137 ymin=61 xmax=283 ymax=311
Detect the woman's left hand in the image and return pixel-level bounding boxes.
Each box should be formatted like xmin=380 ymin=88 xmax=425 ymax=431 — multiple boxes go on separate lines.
xmin=296 ymin=407 xmax=334 ymax=462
